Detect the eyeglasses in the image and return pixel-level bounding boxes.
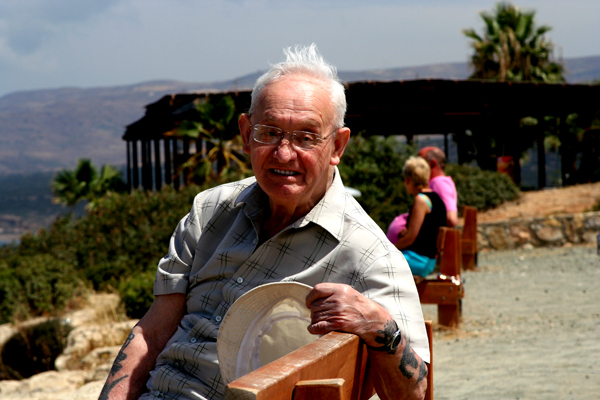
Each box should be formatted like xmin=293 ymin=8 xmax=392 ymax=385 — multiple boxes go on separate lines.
xmin=251 ymin=124 xmax=333 ymax=151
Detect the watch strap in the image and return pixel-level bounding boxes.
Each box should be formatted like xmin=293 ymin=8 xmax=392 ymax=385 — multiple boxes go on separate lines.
xmin=367 ymin=328 xmax=402 ymax=354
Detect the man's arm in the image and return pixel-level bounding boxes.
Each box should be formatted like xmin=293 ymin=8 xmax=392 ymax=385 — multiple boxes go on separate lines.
xmin=99 ymin=293 xmax=186 ymax=400
xmin=446 ymin=210 xmax=458 ymax=227
xmin=306 ymin=283 xmax=427 ymax=400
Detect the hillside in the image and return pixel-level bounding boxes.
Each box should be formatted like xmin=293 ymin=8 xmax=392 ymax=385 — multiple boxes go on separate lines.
xmin=0 ymin=56 xmax=598 ymax=238
xmin=0 ymin=56 xmax=598 ymax=177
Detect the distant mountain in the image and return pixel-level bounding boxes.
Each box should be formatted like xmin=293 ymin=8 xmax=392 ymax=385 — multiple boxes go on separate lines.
xmin=0 ymin=56 xmax=598 ymax=177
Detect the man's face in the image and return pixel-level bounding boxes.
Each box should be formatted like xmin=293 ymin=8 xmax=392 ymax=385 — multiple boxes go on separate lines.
xmin=240 ymin=76 xmax=349 ymax=213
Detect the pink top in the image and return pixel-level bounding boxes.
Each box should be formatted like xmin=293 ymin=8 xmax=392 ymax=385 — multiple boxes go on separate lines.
xmin=428 ymin=175 xmax=457 ymax=212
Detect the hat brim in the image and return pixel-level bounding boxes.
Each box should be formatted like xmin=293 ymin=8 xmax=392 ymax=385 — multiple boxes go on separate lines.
xmin=217 ymin=282 xmax=317 ymax=385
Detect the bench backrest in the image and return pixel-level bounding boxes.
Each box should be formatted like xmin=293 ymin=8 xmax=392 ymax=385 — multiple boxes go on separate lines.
xmin=225 ymin=321 xmax=434 ymax=400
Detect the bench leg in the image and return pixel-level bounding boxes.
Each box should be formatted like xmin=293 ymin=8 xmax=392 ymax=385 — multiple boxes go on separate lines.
xmin=438 ymin=303 xmax=460 ymax=328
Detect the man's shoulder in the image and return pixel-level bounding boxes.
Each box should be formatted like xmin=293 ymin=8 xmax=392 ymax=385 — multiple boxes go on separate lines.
xmin=430 ymin=175 xmax=455 ymax=185
xmin=430 ymin=175 xmax=456 ymax=191
xmin=342 ymin=195 xmax=398 ymax=252
xmin=192 ymin=176 xmax=258 ymax=211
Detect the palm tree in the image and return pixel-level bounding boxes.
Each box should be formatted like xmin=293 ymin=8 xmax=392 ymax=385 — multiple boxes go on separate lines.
xmin=168 ymin=95 xmax=250 ymax=186
xmin=463 ymin=2 xmax=565 ymax=82
xmin=52 ymin=159 xmax=126 ymax=211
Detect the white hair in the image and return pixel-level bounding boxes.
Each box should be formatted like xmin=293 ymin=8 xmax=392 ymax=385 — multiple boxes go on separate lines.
xmin=249 ymin=44 xmax=347 ymax=129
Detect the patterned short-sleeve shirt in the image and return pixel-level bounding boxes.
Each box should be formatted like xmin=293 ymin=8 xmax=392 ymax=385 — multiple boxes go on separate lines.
xmin=141 ymin=168 xmax=429 ymax=400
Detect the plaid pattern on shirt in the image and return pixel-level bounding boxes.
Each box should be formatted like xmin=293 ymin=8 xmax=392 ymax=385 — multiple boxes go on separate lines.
xmin=140 ymin=168 xmax=429 ymax=400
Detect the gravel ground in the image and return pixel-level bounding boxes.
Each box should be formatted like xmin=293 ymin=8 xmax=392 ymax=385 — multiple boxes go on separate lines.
xmin=422 ymin=244 xmax=600 ymax=400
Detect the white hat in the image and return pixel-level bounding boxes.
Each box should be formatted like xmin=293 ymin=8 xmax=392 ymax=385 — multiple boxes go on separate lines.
xmin=217 ymin=282 xmax=319 ymax=385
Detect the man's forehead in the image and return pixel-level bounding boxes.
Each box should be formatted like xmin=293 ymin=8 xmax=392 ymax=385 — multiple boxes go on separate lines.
xmin=253 ymin=76 xmax=332 ymax=127
xmin=259 ymin=112 xmax=323 ymax=127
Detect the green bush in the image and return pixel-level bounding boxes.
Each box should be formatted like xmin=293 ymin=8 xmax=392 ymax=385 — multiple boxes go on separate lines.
xmin=1 ymin=184 xmax=202 ymax=320
xmin=118 ymin=267 xmax=156 ymax=319
xmin=0 ymin=254 xmax=83 ymax=324
xmin=339 ymin=135 xmax=520 ymax=230
xmin=1 ymin=145 xmax=522 ymax=323
xmin=65 ymin=185 xmax=200 ymax=291
xmin=339 ymin=135 xmax=415 ymax=230
xmin=447 ymin=164 xmax=521 ymax=211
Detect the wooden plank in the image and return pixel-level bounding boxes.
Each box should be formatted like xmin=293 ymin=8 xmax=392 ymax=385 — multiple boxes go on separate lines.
xmin=417 ymin=281 xmax=463 ymax=304
xmin=225 ymin=331 xmax=372 ymax=400
xmin=461 ymin=206 xmax=478 ymax=270
xmin=424 ymin=320 xmax=433 ymax=400
xmin=439 ymin=228 xmax=462 ymax=277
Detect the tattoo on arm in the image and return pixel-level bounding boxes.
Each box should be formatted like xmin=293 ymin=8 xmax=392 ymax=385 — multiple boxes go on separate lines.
xmin=398 ymin=337 xmax=427 ymax=383
xmin=98 ymin=331 xmax=136 ymax=399
xmin=98 ymin=376 xmax=127 ymax=400
xmin=375 ymin=320 xmax=399 ymax=347
xmin=418 ymin=361 xmax=428 ymax=383
xmin=109 ymin=331 xmax=135 ymax=377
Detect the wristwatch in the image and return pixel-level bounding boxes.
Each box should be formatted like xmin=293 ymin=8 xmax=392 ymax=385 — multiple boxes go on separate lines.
xmin=369 ymin=328 xmax=402 ymax=354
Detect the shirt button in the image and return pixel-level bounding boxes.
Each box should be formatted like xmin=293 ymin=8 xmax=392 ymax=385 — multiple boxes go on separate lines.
xmin=216 ymin=315 xmax=222 ymax=322
xmin=253 ymin=238 xmax=258 ymax=244
xmin=190 ymin=337 xmax=197 ymax=343
xmin=236 ymin=277 xmax=244 ymax=283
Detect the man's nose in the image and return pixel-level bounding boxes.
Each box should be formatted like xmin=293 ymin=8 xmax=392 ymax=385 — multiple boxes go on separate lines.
xmin=273 ymin=139 xmax=297 ymax=162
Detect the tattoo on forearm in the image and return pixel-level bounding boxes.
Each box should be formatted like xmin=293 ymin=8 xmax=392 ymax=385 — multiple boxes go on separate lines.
xmin=398 ymin=338 xmax=428 ymax=383
xmin=375 ymin=320 xmax=398 ymax=347
xmin=109 ymin=331 xmax=135 ymax=377
xmin=98 ymin=331 xmax=135 ymax=399
xmin=98 ymin=376 xmax=127 ymax=400
xmin=399 ymin=338 xmax=419 ymax=379
xmin=418 ymin=361 xmax=428 ymax=383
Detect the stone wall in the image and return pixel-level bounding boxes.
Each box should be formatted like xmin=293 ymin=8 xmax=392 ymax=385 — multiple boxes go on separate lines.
xmin=477 ymin=211 xmax=600 ymax=251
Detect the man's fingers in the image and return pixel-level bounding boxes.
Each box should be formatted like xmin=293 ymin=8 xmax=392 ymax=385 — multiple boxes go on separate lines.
xmin=306 ymin=321 xmax=331 ymax=335
xmin=305 ymin=282 xmax=344 ymax=308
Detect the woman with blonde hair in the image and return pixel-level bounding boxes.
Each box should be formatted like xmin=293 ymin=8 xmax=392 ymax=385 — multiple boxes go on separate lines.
xmin=393 ymin=156 xmax=447 ymax=282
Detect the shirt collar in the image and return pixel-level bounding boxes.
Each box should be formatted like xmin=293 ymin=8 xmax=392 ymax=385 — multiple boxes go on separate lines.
xmin=235 ymin=167 xmax=347 ymax=242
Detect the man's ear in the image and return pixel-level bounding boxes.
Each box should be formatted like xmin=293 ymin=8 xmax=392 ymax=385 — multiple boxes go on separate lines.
xmin=330 ymin=127 xmax=350 ymax=166
xmin=239 ymin=113 xmax=252 ymax=155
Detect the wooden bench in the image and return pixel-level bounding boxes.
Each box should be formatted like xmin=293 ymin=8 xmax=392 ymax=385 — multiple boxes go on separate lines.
xmin=461 ymin=206 xmax=478 ymax=271
xmin=416 ymin=227 xmax=464 ymax=328
xmin=225 ymin=321 xmax=434 ymax=400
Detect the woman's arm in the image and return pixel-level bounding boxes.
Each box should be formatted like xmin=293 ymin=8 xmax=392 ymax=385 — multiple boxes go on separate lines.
xmin=394 ymin=195 xmax=430 ymax=250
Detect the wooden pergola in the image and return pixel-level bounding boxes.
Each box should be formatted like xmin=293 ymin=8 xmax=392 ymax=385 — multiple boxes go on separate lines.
xmin=123 ymin=79 xmax=600 ymax=191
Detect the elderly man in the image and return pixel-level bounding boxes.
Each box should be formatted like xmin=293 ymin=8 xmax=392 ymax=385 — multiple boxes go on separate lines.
xmin=100 ymin=44 xmax=429 ymax=400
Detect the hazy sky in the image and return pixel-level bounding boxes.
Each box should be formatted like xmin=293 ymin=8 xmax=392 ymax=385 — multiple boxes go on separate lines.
xmin=0 ymin=0 xmax=598 ymax=97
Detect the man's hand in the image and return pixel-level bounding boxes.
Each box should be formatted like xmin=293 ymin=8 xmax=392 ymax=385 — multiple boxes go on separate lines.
xmin=305 ymin=283 xmax=428 ymax=400
xmin=305 ymin=282 xmax=393 ymax=348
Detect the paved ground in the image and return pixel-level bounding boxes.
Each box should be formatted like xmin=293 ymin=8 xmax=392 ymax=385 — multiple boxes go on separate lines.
xmin=423 ymin=244 xmax=600 ymax=400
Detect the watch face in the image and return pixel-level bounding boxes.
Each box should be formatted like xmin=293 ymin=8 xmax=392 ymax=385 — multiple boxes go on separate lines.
xmin=390 ymin=331 xmax=402 ymax=351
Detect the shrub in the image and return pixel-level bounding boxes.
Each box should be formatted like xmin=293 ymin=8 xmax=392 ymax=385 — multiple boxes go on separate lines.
xmin=339 ymin=135 xmax=415 ymax=230
xmin=118 ymin=267 xmax=156 ymax=319
xmin=0 ymin=254 xmax=84 ymax=324
xmin=447 ymin=164 xmax=521 ymax=211
xmin=69 ymin=185 xmax=201 ymax=290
